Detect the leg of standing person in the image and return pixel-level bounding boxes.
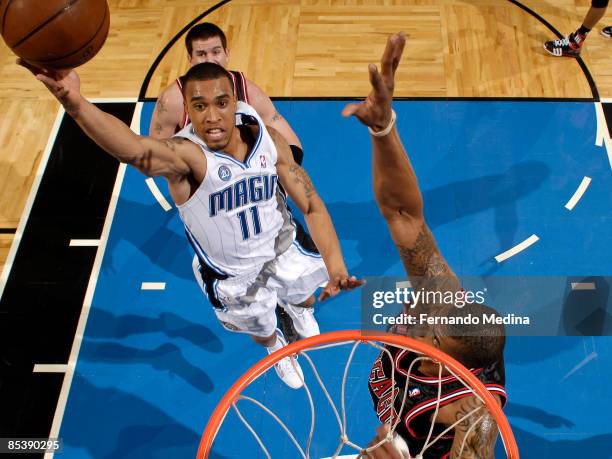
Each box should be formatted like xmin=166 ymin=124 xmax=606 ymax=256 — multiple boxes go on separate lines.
xmin=544 ymin=1 xmax=608 ymax=57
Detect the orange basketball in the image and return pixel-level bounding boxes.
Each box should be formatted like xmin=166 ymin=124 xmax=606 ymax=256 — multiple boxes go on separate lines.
xmin=0 ymin=0 xmax=110 ymax=69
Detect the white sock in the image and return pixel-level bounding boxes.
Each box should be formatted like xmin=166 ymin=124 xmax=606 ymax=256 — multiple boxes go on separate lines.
xmin=266 ymin=332 xmax=286 ymax=354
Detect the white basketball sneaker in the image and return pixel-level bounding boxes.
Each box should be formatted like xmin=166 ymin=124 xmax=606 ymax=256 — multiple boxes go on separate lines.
xmin=279 ymin=301 xmax=320 ymax=338
xmin=267 ymin=330 xmax=304 ymax=389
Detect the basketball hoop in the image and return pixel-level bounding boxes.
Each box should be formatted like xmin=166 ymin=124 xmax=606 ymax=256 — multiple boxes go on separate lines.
xmin=198 ymin=330 xmax=519 ymax=459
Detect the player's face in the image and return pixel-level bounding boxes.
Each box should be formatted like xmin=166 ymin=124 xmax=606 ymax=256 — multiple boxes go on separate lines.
xmin=185 ymin=77 xmax=237 ymax=151
xmin=189 ymin=37 xmax=229 ymax=67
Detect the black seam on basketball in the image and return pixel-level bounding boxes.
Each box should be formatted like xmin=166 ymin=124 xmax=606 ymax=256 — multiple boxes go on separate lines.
xmin=507 ymin=0 xmax=600 ymax=101
xmin=33 ymin=4 xmax=108 ymax=64
xmin=11 ymin=0 xmax=80 ymax=49
xmin=1 ymin=0 xmax=15 ymax=36
xmin=0 ymin=227 xmax=17 ymax=234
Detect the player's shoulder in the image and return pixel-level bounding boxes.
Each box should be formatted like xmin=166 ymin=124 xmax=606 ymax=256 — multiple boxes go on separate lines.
xmin=158 ymin=80 xmax=185 ymax=111
xmin=243 ymin=76 xmax=267 ymax=99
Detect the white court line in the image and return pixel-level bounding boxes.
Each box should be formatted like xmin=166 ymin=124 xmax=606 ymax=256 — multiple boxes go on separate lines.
xmin=600 ymin=98 xmax=612 ymax=103
xmin=0 ymin=108 xmax=65 ymax=299
xmin=494 ymin=234 xmax=539 ymax=263
xmin=564 ymin=176 xmax=591 ymax=210
xmin=141 ymin=282 xmax=166 ymax=290
xmin=134 ymin=101 xmax=172 ymax=212
xmin=33 ymin=364 xmax=68 ymax=373
xmin=595 ymin=102 xmax=606 ymax=147
xmin=571 ymin=282 xmax=596 ymax=290
xmin=69 ymin=239 xmax=100 ymax=247
xmin=46 ymin=102 xmax=143 ymax=458
xmin=605 ymin=136 xmax=612 ymax=171
xmin=145 ymin=178 xmax=173 ymax=211
xmin=561 ymin=351 xmax=597 ymax=381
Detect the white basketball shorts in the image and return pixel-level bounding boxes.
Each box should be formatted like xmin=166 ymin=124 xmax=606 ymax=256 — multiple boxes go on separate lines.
xmin=192 ymin=242 xmax=329 ymax=337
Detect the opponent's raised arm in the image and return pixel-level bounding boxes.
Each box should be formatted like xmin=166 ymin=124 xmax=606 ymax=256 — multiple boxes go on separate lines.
xmin=23 ymin=62 xmax=191 ymax=180
xmin=342 ymin=34 xmax=460 ymax=292
xmin=272 ymin=127 xmax=364 ymax=300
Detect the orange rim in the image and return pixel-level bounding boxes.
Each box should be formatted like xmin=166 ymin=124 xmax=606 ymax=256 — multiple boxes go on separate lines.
xmin=197 ymin=330 xmax=519 ymax=459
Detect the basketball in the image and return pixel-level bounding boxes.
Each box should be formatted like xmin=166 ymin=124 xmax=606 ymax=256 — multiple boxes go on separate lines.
xmin=0 ymin=0 xmax=110 ymax=69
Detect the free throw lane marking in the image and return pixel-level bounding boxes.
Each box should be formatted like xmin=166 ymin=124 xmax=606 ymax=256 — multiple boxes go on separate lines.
xmin=564 ymin=176 xmax=591 ymax=211
xmin=605 ymin=136 xmax=612 ymax=171
xmin=33 ymin=364 xmax=68 ymax=373
xmin=571 ymin=282 xmax=596 ymax=290
xmin=561 ymin=351 xmax=597 ymax=381
xmin=69 ymin=239 xmax=100 ymax=247
xmin=141 ymin=282 xmax=166 ymax=290
xmin=494 ymin=234 xmax=539 ymax=263
xmin=145 ymin=178 xmax=173 ymax=211
xmin=595 ymin=102 xmax=606 ymax=147
xmin=47 ymin=102 xmax=142 ymax=458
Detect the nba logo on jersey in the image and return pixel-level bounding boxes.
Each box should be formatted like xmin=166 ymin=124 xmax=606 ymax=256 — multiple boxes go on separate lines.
xmin=260 ymin=155 xmax=266 ymax=168
xmin=218 ymin=165 xmax=232 ymax=181
xmin=409 ymin=388 xmax=421 ymax=398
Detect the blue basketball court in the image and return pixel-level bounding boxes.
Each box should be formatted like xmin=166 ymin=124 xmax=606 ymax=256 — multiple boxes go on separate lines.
xmin=55 ymin=100 xmax=612 ymax=458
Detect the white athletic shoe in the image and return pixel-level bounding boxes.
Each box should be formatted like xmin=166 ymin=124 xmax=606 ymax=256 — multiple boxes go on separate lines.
xmin=268 ymin=331 xmax=304 ymax=389
xmin=280 ymin=302 xmax=320 ymax=338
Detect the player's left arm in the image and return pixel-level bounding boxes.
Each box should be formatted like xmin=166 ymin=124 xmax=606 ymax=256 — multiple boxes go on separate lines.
xmin=247 ymin=79 xmax=302 ymax=148
xmin=439 ymin=396 xmax=500 ymax=459
xmin=271 ymin=126 xmax=363 ymax=300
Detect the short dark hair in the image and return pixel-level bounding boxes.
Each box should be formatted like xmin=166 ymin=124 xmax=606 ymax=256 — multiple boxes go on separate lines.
xmin=179 ymin=63 xmax=235 ymax=96
xmin=437 ymin=303 xmax=505 ymax=369
xmin=185 ymin=22 xmax=228 ymax=55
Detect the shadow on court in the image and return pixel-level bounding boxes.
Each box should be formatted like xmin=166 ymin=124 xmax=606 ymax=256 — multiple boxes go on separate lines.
xmin=79 ymin=341 xmax=214 ymax=394
xmin=62 ymin=375 xmax=230 ymax=459
xmin=85 ymin=309 xmax=223 ymax=352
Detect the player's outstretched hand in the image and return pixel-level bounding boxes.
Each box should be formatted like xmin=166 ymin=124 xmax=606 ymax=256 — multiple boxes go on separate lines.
xmin=17 ymin=58 xmax=82 ymax=113
xmin=342 ymin=32 xmax=406 ymax=132
xmin=319 ymin=273 xmax=365 ymax=302
xmin=358 ymin=425 xmax=405 ymax=459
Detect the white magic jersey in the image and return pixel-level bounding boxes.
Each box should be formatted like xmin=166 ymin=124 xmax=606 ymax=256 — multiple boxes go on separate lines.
xmin=175 ymin=102 xmax=295 ymax=277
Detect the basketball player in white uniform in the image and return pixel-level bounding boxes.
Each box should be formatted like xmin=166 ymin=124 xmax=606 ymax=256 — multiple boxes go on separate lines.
xmin=151 ymin=23 xmax=315 ymax=342
xmin=25 ymin=60 xmax=363 ymax=390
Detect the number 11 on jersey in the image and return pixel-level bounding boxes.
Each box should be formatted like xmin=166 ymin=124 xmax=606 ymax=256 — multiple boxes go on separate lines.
xmin=237 ymin=206 xmax=262 ymax=240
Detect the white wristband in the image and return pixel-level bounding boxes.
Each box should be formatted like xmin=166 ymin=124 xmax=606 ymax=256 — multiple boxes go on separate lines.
xmin=368 ymin=109 xmax=396 ymax=137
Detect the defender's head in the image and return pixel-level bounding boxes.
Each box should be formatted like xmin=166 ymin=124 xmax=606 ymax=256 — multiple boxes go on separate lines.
xmin=185 ymin=22 xmax=230 ymax=67
xmin=409 ymin=303 xmax=505 ymax=374
xmin=435 ymin=303 xmax=505 ymax=368
xmin=180 ymin=63 xmax=236 ymax=150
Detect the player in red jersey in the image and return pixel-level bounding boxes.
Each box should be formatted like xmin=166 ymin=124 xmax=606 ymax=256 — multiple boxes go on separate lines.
xmin=343 ymin=33 xmax=507 ymax=458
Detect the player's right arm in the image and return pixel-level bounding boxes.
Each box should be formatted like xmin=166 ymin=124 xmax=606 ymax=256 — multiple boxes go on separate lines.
xmin=342 ymin=34 xmax=461 ymax=293
xmin=25 ymin=64 xmax=192 ymax=180
xmin=149 ymin=83 xmax=186 ymax=139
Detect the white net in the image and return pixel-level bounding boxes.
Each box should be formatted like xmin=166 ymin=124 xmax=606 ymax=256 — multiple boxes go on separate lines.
xmin=210 ymin=337 xmax=511 ymax=459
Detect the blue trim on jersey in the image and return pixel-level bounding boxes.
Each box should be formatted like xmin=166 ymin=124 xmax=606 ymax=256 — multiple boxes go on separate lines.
xmin=213 ymin=152 xmax=247 ymax=170
xmin=210 ymin=112 xmax=264 ymax=169
xmin=277 ymin=185 xmax=322 ymax=259
xmin=241 ymin=113 xmax=264 ymax=166
xmin=184 ymin=226 xmax=227 ymax=277
xmin=197 ymin=264 xmax=210 ymax=300
xmin=293 ymin=240 xmax=322 ymax=258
